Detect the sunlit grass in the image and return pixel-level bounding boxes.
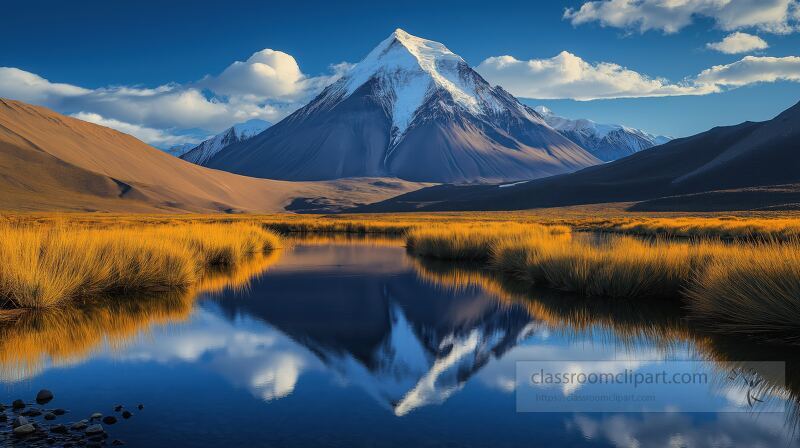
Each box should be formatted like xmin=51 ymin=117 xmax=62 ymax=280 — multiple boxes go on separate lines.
xmin=405 ymin=222 xmax=800 ymax=338
xmin=0 ymin=222 xmax=280 ymax=309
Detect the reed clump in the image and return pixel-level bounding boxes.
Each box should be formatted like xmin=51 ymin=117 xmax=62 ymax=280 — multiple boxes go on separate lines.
xmin=406 ymin=223 xmax=570 ymax=261
xmin=0 ymin=223 xmax=280 ymax=309
xmin=686 ymin=241 xmax=800 ymax=338
xmin=407 ymin=223 xmax=800 ymax=337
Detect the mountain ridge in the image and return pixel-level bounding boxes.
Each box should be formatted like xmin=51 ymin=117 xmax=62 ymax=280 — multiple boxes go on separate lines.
xmin=355 ymin=100 xmax=800 ymax=212
xmin=204 ymin=29 xmax=599 ymax=183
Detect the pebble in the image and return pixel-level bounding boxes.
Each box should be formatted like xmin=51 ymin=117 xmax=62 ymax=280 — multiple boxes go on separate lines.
xmin=50 ymin=424 xmax=68 ymax=434
xmin=36 ymin=389 xmax=54 ymax=404
xmin=121 ymin=410 xmax=132 ymax=419
xmin=13 ymin=423 xmax=36 ymax=435
xmin=0 ymin=413 xmax=7 ymax=422
xmin=71 ymin=421 xmax=88 ymax=430
xmin=85 ymin=424 xmax=104 ymax=435
xmin=102 ymin=416 xmax=117 ymax=425
xmin=112 ymin=439 xmax=126 ymax=445
xmin=113 ymin=405 xmax=123 ymax=412
xmin=44 ymin=412 xmax=56 ymax=420
xmin=23 ymin=408 xmax=42 ymax=417
xmin=90 ymin=412 xmax=103 ymax=420
xmin=12 ymin=399 xmax=25 ymax=410
xmin=137 ymin=404 xmax=144 ymax=410
xmin=52 ymin=408 xmax=66 ymax=415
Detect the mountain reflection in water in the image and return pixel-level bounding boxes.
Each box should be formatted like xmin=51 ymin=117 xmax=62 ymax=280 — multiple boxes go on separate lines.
xmin=1 ymin=237 xmax=799 ymax=447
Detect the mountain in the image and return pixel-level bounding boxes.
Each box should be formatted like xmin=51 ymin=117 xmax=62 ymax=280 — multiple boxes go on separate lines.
xmin=357 ymin=100 xmax=800 ymax=212
xmin=533 ymin=106 xmax=671 ymax=162
xmin=165 ymin=142 xmax=196 ymax=158
xmin=0 ymin=98 xmax=428 ymax=213
xmin=181 ymin=119 xmax=271 ymax=165
xmin=204 ymin=29 xmax=599 ymax=183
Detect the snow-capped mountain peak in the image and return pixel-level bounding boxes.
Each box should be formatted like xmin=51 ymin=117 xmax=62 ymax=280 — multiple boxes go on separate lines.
xmin=204 ymin=30 xmax=598 ymax=183
xmin=330 ymin=29 xmax=515 ymax=143
xmin=180 ymin=119 xmax=270 ymax=165
xmin=533 ymin=106 xmax=671 ymax=161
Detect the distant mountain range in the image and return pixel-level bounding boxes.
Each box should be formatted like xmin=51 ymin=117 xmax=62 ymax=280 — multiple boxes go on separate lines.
xmin=0 ymin=98 xmax=428 ymax=213
xmin=200 ymin=29 xmax=599 ymax=183
xmin=358 ymin=100 xmax=800 ymax=212
xmin=180 ymin=119 xmax=271 ymax=165
xmin=533 ymin=106 xmax=671 ymax=162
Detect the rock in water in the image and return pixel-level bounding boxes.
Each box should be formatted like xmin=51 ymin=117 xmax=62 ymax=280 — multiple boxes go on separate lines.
xmin=102 ymin=416 xmax=117 ymax=425
xmin=85 ymin=424 xmax=104 ymax=435
xmin=44 ymin=412 xmax=56 ymax=420
xmin=12 ymin=399 xmax=25 ymax=410
xmin=137 ymin=404 xmax=144 ymax=410
xmin=13 ymin=423 xmax=36 ymax=435
xmin=90 ymin=412 xmax=102 ymax=420
xmin=52 ymin=408 xmax=66 ymax=415
xmin=121 ymin=410 xmax=132 ymax=419
xmin=50 ymin=424 xmax=68 ymax=434
xmin=12 ymin=416 xmax=29 ymax=428
xmin=36 ymin=389 xmax=54 ymax=404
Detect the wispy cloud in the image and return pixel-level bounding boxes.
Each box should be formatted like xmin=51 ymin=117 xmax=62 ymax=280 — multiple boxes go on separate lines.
xmin=565 ymin=0 xmax=799 ymax=34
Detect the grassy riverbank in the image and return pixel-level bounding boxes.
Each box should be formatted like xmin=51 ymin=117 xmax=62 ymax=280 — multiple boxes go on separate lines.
xmin=0 ymin=223 xmax=280 ymax=309
xmin=405 ymin=223 xmax=800 ymax=339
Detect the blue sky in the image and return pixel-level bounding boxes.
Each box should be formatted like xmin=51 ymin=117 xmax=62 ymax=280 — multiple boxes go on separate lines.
xmin=1 ymin=0 xmax=799 ymax=145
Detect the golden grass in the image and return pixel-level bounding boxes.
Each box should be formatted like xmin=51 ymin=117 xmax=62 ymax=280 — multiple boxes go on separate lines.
xmin=405 ymin=222 xmax=800 ymax=337
xmin=687 ymin=242 xmax=800 ymax=338
xmin=0 ymin=222 xmax=280 ymax=309
xmin=406 ymin=223 xmax=570 ymax=260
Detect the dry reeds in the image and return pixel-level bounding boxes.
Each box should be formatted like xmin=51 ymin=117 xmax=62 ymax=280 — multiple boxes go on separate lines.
xmin=0 ymin=223 xmax=280 ymax=309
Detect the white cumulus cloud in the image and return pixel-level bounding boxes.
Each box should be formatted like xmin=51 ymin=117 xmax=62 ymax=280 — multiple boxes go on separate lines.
xmin=706 ymin=32 xmax=769 ymax=53
xmin=565 ymin=0 xmax=799 ymax=34
xmin=0 ymin=50 xmax=350 ymax=147
xmin=476 ymin=51 xmax=719 ymax=100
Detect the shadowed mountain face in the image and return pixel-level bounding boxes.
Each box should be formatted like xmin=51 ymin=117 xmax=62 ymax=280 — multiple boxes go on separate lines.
xmin=205 ymin=29 xmax=598 ymax=184
xmin=357 ymin=100 xmax=800 ymax=212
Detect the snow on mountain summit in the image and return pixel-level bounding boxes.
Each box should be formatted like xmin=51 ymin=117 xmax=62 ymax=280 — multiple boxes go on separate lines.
xmin=534 ymin=106 xmax=671 ymax=161
xmin=329 ymin=28 xmax=533 ymax=143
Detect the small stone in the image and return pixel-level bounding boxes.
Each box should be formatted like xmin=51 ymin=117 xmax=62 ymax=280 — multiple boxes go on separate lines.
xmin=70 ymin=421 xmax=88 ymax=430
xmin=52 ymin=408 xmax=66 ymax=415
xmin=13 ymin=423 xmax=36 ymax=435
xmin=113 ymin=405 xmax=123 ymax=412
xmin=0 ymin=413 xmax=7 ymax=422
xmin=12 ymin=416 xmax=29 ymax=428
xmin=121 ymin=410 xmax=132 ymax=419
xmin=136 ymin=404 xmax=144 ymax=410
xmin=44 ymin=412 xmax=56 ymax=420
xmin=90 ymin=412 xmax=102 ymax=420
xmin=112 ymin=440 xmax=126 ymax=446
xmin=85 ymin=424 xmax=104 ymax=435
xmin=47 ymin=437 xmax=56 ymax=444
xmin=50 ymin=424 xmax=67 ymax=434
xmin=23 ymin=408 xmax=42 ymax=417
xmin=102 ymin=416 xmax=117 ymax=425
xmin=12 ymin=399 xmax=25 ymax=410
xmin=35 ymin=389 xmax=54 ymax=404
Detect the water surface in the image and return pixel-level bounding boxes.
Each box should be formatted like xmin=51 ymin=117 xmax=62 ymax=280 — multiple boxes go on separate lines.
xmin=1 ymin=238 xmax=798 ymax=447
